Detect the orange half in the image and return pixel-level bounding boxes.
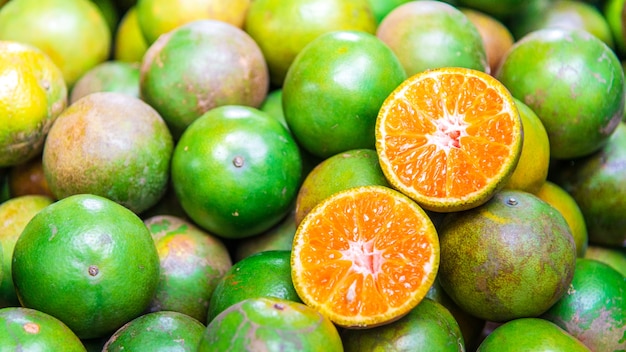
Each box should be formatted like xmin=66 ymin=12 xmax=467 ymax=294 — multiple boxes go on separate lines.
xmin=375 ymin=67 xmax=522 ymax=212
xmin=291 ymin=185 xmax=439 ymax=328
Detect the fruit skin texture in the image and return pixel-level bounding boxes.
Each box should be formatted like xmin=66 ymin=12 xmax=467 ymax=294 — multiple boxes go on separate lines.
xmin=584 ymin=245 xmax=626 ymax=277
xmin=102 ymin=311 xmax=205 ymax=351
xmin=144 ymin=215 xmax=232 ymax=324
xmin=376 ymin=1 xmax=488 ymax=76
xmin=42 ymin=92 xmax=174 ymax=214
xmin=461 ymin=7 xmax=514 ymax=74
xmin=0 ymin=307 xmax=86 ymax=351
xmin=341 ymin=298 xmax=465 ymax=352
xmin=199 ymin=297 xmax=343 ymax=352
xmin=282 ymin=30 xmax=406 ymax=159
xmin=550 ymin=122 xmax=626 ymax=247
xmin=171 ymin=105 xmax=302 ymax=239
xmin=541 ymin=258 xmax=626 ymax=352
xmin=0 ymin=195 xmax=53 ymax=307
xmin=11 ymin=194 xmax=161 ymax=339
xmin=0 ymin=0 xmax=111 ymax=87
xmin=140 ymin=19 xmax=269 ymax=138
xmin=496 ymin=27 xmax=624 ymax=159
xmin=438 ymin=190 xmax=577 ymax=322
xmin=70 ymin=60 xmax=140 ymax=103
xmin=207 ymin=250 xmax=301 ymax=323
xmin=476 ymin=317 xmax=591 ymax=351
xmin=244 ymin=0 xmax=376 ymax=86
xmin=294 ymin=149 xmax=389 ymax=225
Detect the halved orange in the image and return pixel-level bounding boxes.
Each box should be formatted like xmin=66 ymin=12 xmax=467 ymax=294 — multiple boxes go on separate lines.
xmin=375 ymin=67 xmax=522 ymax=212
xmin=290 ymin=185 xmax=439 ymax=328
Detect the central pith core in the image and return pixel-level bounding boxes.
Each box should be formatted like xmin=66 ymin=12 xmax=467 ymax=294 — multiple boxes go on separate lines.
xmin=340 ymin=238 xmax=383 ymax=276
xmin=428 ymin=111 xmax=468 ymax=150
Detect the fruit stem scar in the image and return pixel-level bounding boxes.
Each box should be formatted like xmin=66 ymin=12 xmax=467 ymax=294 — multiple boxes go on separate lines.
xmin=273 ymin=303 xmax=285 ymax=310
xmin=88 ymin=265 xmax=99 ymax=276
xmin=506 ymin=197 xmax=518 ymax=206
xmin=232 ymin=156 xmax=244 ymax=168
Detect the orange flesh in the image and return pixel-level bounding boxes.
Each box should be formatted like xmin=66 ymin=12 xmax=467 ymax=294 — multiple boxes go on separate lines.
xmin=295 ymin=188 xmax=437 ymax=322
xmin=380 ymin=72 xmax=517 ymax=199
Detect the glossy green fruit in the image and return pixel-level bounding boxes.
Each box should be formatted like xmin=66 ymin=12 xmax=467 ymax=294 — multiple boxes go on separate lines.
xmin=542 ymin=258 xmax=626 ymax=351
xmin=496 ymin=27 xmax=624 ymax=159
xmin=283 ymin=30 xmax=406 ymax=159
xmin=171 ymin=105 xmax=302 ymax=239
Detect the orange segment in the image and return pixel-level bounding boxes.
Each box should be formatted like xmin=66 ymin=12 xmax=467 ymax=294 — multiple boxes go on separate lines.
xmin=291 ymin=185 xmax=439 ymax=328
xmin=376 ymin=67 xmax=522 ymax=212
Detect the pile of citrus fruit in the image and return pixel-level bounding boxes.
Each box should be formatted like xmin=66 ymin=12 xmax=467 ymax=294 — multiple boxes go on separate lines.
xmin=1 ymin=0 xmax=625 ymax=350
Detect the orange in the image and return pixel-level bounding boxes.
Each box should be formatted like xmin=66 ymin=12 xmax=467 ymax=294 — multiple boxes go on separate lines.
xmin=294 ymin=149 xmax=389 ymax=225
xmin=496 ymin=27 xmax=624 ymax=159
xmin=70 ymin=60 xmax=140 ymax=103
xmin=0 ymin=0 xmax=111 ymax=87
xmin=605 ymin=0 xmax=626 ymax=57
xmin=476 ymin=318 xmax=592 ymax=351
xmin=367 ymin=0 xmax=412 ymax=23
xmin=244 ymin=0 xmax=377 ymax=86
xmin=42 ymin=92 xmax=174 ymax=214
xmin=584 ymin=245 xmax=626 ymax=276
xmin=376 ymin=1 xmax=488 ymax=76
xmin=0 ymin=195 xmax=53 ymax=307
xmin=0 ymin=41 xmax=67 ymax=168
xmin=460 ymin=7 xmax=515 ymax=74
xmin=171 ymin=105 xmax=302 ymax=239
xmin=207 ymin=250 xmax=301 ymax=323
xmin=144 ymin=215 xmax=232 ymax=324
xmin=437 ymin=190 xmax=577 ymax=322
xmin=102 ymin=311 xmax=205 ymax=351
xmin=541 ymin=258 xmax=626 ymax=352
xmin=0 ymin=307 xmax=86 ymax=351
xmin=8 ymin=155 xmax=55 ymax=199
xmin=11 ymin=194 xmax=161 ymax=339
xmin=291 ymin=185 xmax=439 ymax=328
xmin=234 ymin=210 xmax=297 ymax=262
xmin=456 ymin=0 xmax=532 ymax=20
xmin=535 ymin=180 xmax=588 ymax=257
xmin=200 ymin=297 xmax=343 ymax=351
xmin=139 ymin=20 xmax=269 ymax=138
xmin=341 ymin=298 xmax=465 ymax=351
xmin=113 ymin=6 xmax=149 ymax=63
xmin=136 ymin=0 xmax=251 ymax=44
xmin=375 ymin=67 xmax=523 ymax=212
xmin=503 ymin=98 xmax=550 ymax=194
xmin=282 ymin=30 xmax=406 ymax=159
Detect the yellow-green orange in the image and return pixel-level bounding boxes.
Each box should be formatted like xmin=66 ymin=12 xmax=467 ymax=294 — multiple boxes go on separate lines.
xmin=70 ymin=61 xmax=140 ymax=103
xmin=0 ymin=0 xmax=111 ymax=87
xmin=536 ymin=180 xmax=588 ymax=257
xmin=0 ymin=41 xmax=67 ymax=168
xmin=584 ymin=245 xmax=626 ymax=277
xmin=438 ymin=190 xmax=576 ymax=322
xmin=0 ymin=195 xmax=53 ymax=307
xmin=43 ymin=92 xmax=173 ymax=214
xmin=282 ymin=30 xmax=406 ymax=158
xmin=114 ymin=6 xmax=148 ymax=63
xmin=11 ymin=194 xmax=160 ymax=339
xmin=144 ymin=215 xmax=232 ymax=324
xmin=461 ymin=7 xmax=514 ymax=74
xmin=504 ymin=98 xmax=550 ymax=194
xmin=244 ymin=0 xmax=376 ymax=86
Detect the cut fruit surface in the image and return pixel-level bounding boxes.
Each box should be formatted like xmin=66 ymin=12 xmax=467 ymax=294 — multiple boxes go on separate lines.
xmin=375 ymin=67 xmax=522 ymax=212
xmin=291 ymin=185 xmax=439 ymax=328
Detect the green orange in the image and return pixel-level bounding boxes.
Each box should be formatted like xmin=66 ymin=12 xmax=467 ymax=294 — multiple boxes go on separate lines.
xmin=282 ymin=30 xmax=406 ymax=159
xmin=234 ymin=210 xmax=297 ymax=262
xmin=376 ymin=1 xmax=488 ymax=76
xmin=294 ymin=148 xmax=389 ymax=225
xmin=496 ymin=27 xmax=624 ymax=159
xmin=0 ymin=307 xmax=86 ymax=351
xmin=584 ymin=245 xmax=626 ymax=276
xmin=0 ymin=195 xmax=53 ymax=307
xmin=341 ymin=298 xmax=465 ymax=351
xmin=144 ymin=215 xmax=232 ymax=324
xmin=42 ymin=92 xmax=173 ymax=214
xmin=139 ymin=19 xmax=269 ymax=138
xmin=207 ymin=250 xmax=301 ymax=322
xmin=171 ymin=105 xmax=302 ymax=239
xmin=476 ymin=318 xmax=591 ymax=351
xmin=102 ymin=311 xmax=205 ymax=351
xmin=0 ymin=0 xmax=111 ymax=87
xmin=11 ymin=194 xmax=161 ymax=339
xmin=542 ymin=258 xmax=626 ymax=351
xmin=367 ymin=0 xmax=412 ymax=23
xmin=200 ymin=297 xmax=343 ymax=351
xmin=244 ymin=0 xmax=377 ymax=86
xmin=438 ymin=190 xmax=577 ymax=322
xmin=70 ymin=60 xmax=140 ymax=103
xmin=456 ymin=0 xmax=532 ymax=20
